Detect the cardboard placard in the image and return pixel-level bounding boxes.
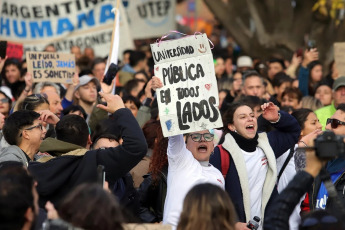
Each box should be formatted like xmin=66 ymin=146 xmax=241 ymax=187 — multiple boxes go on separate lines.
xmin=151 ymin=33 xmax=223 ymax=137
xmin=124 ymin=224 xmax=172 ymax=230
xmin=334 ymin=43 xmax=345 ymax=77
xmin=26 ymin=51 xmax=75 ymax=84
xmin=6 ymin=42 xmax=23 ymax=60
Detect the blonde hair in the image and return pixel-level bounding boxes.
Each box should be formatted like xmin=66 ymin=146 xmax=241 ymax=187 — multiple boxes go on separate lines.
xmin=177 ymin=183 xmax=236 ymax=230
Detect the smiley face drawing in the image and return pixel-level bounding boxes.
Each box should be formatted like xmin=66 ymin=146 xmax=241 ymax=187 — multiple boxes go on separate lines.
xmin=198 ymin=44 xmax=207 ymax=53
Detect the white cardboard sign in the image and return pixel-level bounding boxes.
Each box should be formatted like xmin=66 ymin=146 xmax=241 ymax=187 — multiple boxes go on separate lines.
xmin=151 ymin=34 xmax=223 ymax=137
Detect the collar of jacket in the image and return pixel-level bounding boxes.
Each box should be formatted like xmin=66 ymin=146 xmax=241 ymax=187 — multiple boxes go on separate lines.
xmin=39 ymin=137 xmax=86 ymax=157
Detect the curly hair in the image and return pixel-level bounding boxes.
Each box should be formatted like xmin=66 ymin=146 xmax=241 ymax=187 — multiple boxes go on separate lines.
xmin=148 ymin=122 xmax=168 ymax=185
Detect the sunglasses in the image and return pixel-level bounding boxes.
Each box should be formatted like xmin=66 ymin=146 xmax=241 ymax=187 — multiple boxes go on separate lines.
xmin=301 ymin=215 xmax=338 ymax=227
xmin=326 ymin=118 xmax=345 ymax=129
xmin=20 ymin=124 xmax=44 ymax=137
xmin=189 ymin=133 xmax=214 ymax=142
xmin=0 ymin=98 xmax=9 ymax=103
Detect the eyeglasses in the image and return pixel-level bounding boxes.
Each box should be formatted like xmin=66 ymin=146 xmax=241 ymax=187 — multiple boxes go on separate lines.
xmin=326 ymin=118 xmax=345 ymax=129
xmin=301 ymin=215 xmax=338 ymax=227
xmin=189 ymin=133 xmax=214 ymax=142
xmin=20 ymin=124 xmax=43 ymax=137
xmin=0 ymin=98 xmax=9 ymax=103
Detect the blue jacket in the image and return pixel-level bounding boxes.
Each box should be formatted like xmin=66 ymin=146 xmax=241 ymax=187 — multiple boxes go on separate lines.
xmin=210 ymin=111 xmax=300 ymax=223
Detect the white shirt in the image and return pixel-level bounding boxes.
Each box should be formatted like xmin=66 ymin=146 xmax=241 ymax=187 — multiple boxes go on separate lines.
xmin=242 ymin=147 xmax=267 ymax=230
xmin=163 ymin=135 xmax=224 ymax=229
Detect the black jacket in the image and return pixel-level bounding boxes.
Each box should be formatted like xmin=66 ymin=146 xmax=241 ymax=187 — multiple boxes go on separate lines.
xmin=264 ymin=170 xmax=314 ymax=230
xmin=138 ymin=166 xmax=168 ymax=223
xmin=28 ymin=108 xmax=147 ymax=207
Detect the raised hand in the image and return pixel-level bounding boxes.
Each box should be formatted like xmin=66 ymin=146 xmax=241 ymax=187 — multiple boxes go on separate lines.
xmin=38 ymin=110 xmax=60 ymax=125
xmin=261 ymin=102 xmax=280 ymax=122
xmin=151 ymin=76 xmax=163 ymax=91
xmin=96 ymin=92 xmax=124 ymax=114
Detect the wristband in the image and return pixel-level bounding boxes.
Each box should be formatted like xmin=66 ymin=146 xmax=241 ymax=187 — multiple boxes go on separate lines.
xmin=299 ymin=140 xmax=308 ymax=147
xmin=270 ymin=113 xmax=281 ymax=124
xmin=24 ymin=88 xmax=30 ymax=92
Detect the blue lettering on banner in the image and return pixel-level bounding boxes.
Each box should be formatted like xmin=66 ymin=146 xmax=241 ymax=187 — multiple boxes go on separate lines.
xmin=13 ymin=20 xmax=26 ymax=37
xmin=77 ymin=9 xmax=95 ymax=29
xmin=0 ymin=4 xmax=114 ymax=39
xmin=30 ymin=21 xmax=53 ymax=38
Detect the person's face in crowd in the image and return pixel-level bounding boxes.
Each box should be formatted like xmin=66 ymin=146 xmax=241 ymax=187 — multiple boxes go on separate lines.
xmin=44 ymin=91 xmax=63 ymax=117
xmin=310 ymin=64 xmax=323 ymax=82
xmin=225 ymin=58 xmax=233 ymax=75
xmin=275 ymin=82 xmax=291 ymax=100
xmin=124 ymin=100 xmax=138 ymax=117
xmin=214 ymin=57 xmax=225 ymax=77
xmin=92 ymin=62 xmax=106 ymax=81
xmin=84 ymin=48 xmax=95 ymax=60
xmin=232 ymin=72 xmax=242 ymax=92
xmin=268 ymin=62 xmax=284 ymax=80
xmin=325 ymin=109 xmax=345 ymax=135
xmin=130 ymin=82 xmax=145 ymax=98
xmin=76 ymin=82 xmax=98 ymax=105
xmin=218 ymin=91 xmax=227 ymax=109
xmin=333 ymin=86 xmax=345 ymax=107
xmin=5 ymin=64 xmax=21 ymax=84
xmin=314 ymin=85 xmax=332 ymax=106
xmin=186 ymin=130 xmax=214 ymax=161
xmin=71 ymin=46 xmax=82 ymax=60
xmin=301 ymin=112 xmax=322 ymax=136
xmin=242 ymin=76 xmax=265 ymax=98
xmin=44 ymin=45 xmax=56 ymax=52
xmin=253 ymin=105 xmax=262 ymax=119
xmin=123 ymin=52 xmax=131 ymax=65
xmin=94 ymin=138 xmax=119 ymax=149
xmin=281 ymin=94 xmax=301 ymax=109
xmin=21 ymin=119 xmax=47 ymax=148
xmin=228 ymin=105 xmax=257 ymax=139
xmin=0 ymin=93 xmax=10 ymax=117
xmin=134 ymin=73 xmax=148 ymax=83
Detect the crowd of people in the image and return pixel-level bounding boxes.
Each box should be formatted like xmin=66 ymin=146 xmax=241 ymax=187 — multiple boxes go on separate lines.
xmin=0 ymin=34 xmax=345 ymax=230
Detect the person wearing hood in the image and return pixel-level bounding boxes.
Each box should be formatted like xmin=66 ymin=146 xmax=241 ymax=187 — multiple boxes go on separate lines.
xmin=301 ymin=103 xmax=345 ymax=213
xmin=28 ymin=92 xmax=147 ymax=208
xmin=0 ymin=110 xmax=47 ymax=167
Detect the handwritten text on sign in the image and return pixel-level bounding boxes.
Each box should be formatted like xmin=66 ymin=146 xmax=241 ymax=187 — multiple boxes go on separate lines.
xmin=26 ymin=51 xmax=75 ymax=84
xmin=151 ymin=34 xmax=223 ymax=137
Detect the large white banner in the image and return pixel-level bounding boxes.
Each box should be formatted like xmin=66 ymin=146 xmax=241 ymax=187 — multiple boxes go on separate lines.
xmin=151 ymin=34 xmax=223 ymax=137
xmin=126 ymin=0 xmax=176 ymax=39
xmin=0 ymin=0 xmax=134 ymax=59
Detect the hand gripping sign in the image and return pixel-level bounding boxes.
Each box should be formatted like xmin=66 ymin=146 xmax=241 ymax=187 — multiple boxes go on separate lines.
xmin=151 ymin=32 xmax=223 ymax=137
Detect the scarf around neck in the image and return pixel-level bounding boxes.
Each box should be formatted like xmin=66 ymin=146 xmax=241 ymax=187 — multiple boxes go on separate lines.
xmin=229 ymin=130 xmax=259 ymax=152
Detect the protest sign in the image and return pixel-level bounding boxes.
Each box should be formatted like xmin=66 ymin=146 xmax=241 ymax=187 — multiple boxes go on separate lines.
xmin=126 ymin=0 xmax=176 ymax=39
xmin=334 ymin=43 xmax=345 ymax=77
xmin=124 ymin=224 xmax=172 ymax=230
xmin=0 ymin=0 xmax=134 ymax=59
xmin=26 ymin=51 xmax=75 ymax=84
xmin=151 ymin=33 xmax=223 ymax=137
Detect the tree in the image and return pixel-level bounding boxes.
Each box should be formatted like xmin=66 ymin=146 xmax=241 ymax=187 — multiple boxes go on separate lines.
xmin=203 ymin=0 xmax=345 ymax=64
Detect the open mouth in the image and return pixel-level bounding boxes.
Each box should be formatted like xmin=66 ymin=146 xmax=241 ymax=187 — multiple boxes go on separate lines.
xmin=198 ymin=144 xmax=208 ymax=153
xmin=246 ymin=125 xmax=255 ymax=131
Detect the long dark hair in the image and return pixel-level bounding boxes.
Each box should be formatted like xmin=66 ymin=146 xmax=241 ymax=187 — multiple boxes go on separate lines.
xmin=58 ymin=183 xmax=124 ymax=230
xmin=291 ymin=108 xmax=313 ymax=131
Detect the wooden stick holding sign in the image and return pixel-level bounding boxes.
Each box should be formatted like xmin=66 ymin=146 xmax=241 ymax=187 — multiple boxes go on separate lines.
xmin=151 ymin=33 xmax=223 ymax=137
xmin=26 ymin=51 xmax=75 ymax=84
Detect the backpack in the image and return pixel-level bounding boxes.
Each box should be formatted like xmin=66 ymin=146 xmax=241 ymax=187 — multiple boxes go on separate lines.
xmin=218 ymin=144 xmax=230 ymax=178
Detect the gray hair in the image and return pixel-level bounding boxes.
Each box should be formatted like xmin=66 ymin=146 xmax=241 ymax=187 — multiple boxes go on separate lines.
xmin=33 ymin=82 xmax=60 ymax=95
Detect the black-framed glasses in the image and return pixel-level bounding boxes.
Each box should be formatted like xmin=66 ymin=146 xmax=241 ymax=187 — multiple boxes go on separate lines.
xmin=0 ymin=98 xmax=9 ymax=103
xmin=326 ymin=118 xmax=345 ymax=129
xmin=189 ymin=133 xmax=214 ymax=142
xmin=20 ymin=124 xmax=43 ymax=137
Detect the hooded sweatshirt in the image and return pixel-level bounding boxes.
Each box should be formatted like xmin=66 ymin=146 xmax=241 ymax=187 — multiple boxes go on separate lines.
xmin=0 ymin=145 xmax=30 ymax=167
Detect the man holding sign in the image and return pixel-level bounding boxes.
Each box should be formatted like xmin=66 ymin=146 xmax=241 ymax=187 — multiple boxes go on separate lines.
xmin=150 ymin=33 xmax=224 ymax=228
